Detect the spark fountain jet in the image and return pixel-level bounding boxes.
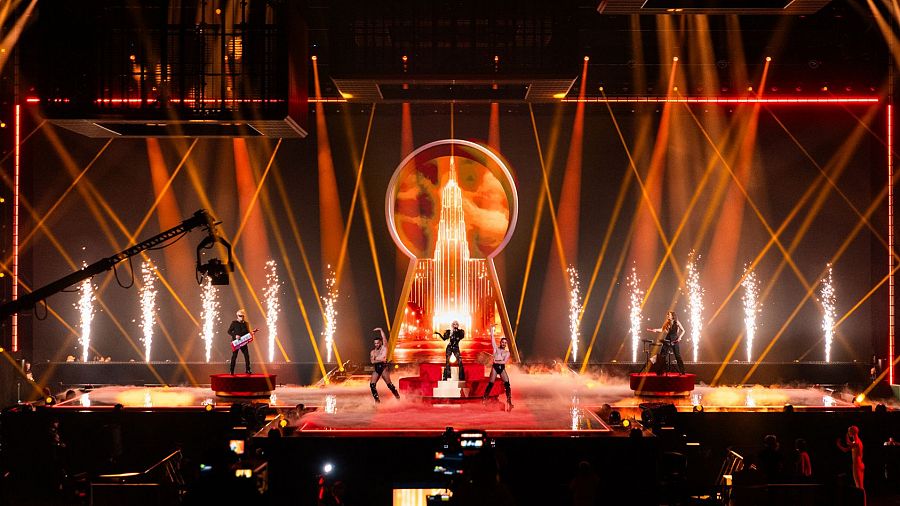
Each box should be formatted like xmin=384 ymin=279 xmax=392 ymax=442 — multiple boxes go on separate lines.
xmin=264 ymin=260 xmax=281 ymax=363
xmin=628 ymin=267 xmax=644 ymax=362
xmin=200 ymin=277 xmax=219 ymax=363
xmin=685 ymin=253 xmax=704 ymax=362
xmin=322 ymin=267 xmax=338 ymax=363
xmin=139 ymin=260 xmax=158 ymax=363
xmin=741 ymin=266 xmax=759 ymax=362
xmin=821 ymin=264 xmax=836 ymax=362
xmin=77 ymin=276 xmax=96 ymax=362
xmin=568 ymin=265 xmax=582 ymax=362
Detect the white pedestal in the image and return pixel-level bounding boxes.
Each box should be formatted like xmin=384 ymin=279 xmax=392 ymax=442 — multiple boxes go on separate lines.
xmin=433 ymin=366 xmax=468 ymax=398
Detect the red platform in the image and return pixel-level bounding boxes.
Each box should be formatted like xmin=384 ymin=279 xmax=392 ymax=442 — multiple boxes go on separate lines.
xmin=210 ymin=374 xmax=276 ymax=398
xmin=399 ymin=363 xmax=503 ymax=400
xmin=629 ymin=373 xmax=696 ymax=397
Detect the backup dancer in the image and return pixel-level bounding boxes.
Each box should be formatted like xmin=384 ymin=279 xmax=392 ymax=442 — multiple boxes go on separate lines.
xmin=370 ymin=328 xmax=400 ymax=403
xmin=482 ymin=325 xmax=512 ymax=409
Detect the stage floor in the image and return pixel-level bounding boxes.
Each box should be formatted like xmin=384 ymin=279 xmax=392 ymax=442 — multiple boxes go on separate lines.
xmin=50 ymin=369 xmax=891 ymax=436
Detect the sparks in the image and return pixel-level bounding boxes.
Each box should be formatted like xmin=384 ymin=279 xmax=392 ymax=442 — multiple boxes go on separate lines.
xmin=628 ymin=267 xmax=644 ymax=362
xmin=322 ymin=266 xmax=338 ymax=363
xmin=821 ymin=264 xmax=836 ymax=363
xmin=200 ymin=277 xmax=219 ymax=363
xmin=77 ymin=276 xmax=96 ymax=362
xmin=741 ymin=266 xmax=759 ymax=362
xmin=567 ymin=265 xmax=582 ymax=362
xmin=685 ymin=252 xmax=704 ymax=362
xmin=139 ymin=260 xmax=158 ymax=363
xmin=264 ymin=260 xmax=281 ymax=363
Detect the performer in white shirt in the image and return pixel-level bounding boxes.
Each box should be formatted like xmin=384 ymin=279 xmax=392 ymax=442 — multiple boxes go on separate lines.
xmin=482 ymin=325 xmax=512 ymax=409
xmin=369 ymin=328 xmax=400 ymax=403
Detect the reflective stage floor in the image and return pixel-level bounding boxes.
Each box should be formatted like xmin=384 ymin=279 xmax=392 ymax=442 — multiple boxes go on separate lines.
xmin=50 ymin=368 xmax=893 ymax=435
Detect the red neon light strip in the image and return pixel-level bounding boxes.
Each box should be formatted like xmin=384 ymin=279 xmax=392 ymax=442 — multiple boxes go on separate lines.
xmin=561 ymin=97 xmax=879 ymax=104
xmin=889 ymin=104 xmax=895 ymax=385
xmin=93 ymin=98 xmax=283 ymax=104
xmin=12 ymin=105 xmax=19 ymax=353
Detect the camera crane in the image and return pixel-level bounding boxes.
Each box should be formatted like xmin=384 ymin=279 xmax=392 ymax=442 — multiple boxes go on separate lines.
xmin=0 ymin=209 xmax=232 ymax=320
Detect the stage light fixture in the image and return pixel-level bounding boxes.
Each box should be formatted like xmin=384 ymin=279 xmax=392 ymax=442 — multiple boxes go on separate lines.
xmin=402 ymin=55 xmax=408 ymax=62
xmin=204 ymin=403 xmax=213 ymax=412
xmin=584 ymin=56 xmax=590 ymax=62
xmin=311 ymin=55 xmax=317 ymax=61
xmin=215 ymin=8 xmax=221 ymax=15
xmin=494 ymin=55 xmax=499 ymax=63
xmin=692 ymin=404 xmax=704 ymax=413
xmin=0 ymin=122 xmax=5 ymax=128
xmin=608 ymin=410 xmax=622 ymax=425
xmin=766 ymin=56 xmax=772 ymax=62
xmin=622 ymin=419 xmax=631 ymax=428
xmin=279 ymin=418 xmax=288 ymax=428
xmin=323 ymin=463 xmax=334 ymax=474
xmin=783 ymin=404 xmax=794 ymax=413
xmin=630 ymin=427 xmax=643 ymax=438
xmin=0 ymin=347 xmax=4 ymax=353
xmin=855 ymin=393 xmax=866 ymax=403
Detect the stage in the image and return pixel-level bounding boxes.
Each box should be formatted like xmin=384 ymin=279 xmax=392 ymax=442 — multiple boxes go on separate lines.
xmin=32 ymin=359 xmax=874 ymax=390
xmin=47 ymin=368 xmax=882 ymax=416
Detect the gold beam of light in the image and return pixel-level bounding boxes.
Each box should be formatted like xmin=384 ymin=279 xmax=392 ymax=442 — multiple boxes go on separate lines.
xmin=680 ymin=102 xmax=817 ymax=298
xmin=513 ymin=105 xmax=565 ymax=337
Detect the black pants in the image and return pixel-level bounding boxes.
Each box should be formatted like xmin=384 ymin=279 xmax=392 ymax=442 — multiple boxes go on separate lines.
xmin=230 ymin=345 xmax=251 ymax=374
xmin=658 ymin=341 xmax=685 ymax=374
xmin=444 ymin=347 xmax=465 ymax=380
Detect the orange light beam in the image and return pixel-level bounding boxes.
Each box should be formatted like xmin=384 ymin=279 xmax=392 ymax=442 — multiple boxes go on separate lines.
xmin=766 ymin=106 xmax=896 ymax=257
xmin=680 ymin=102 xmax=816 ymax=295
xmin=527 ymin=105 xmax=573 ymax=306
xmin=605 ymin=95 xmax=685 ymax=288
xmin=334 ymin=105 xmax=377 ymax=287
xmin=513 ymin=104 xmax=565 ymax=336
xmin=579 ymin=219 xmax=638 ymax=372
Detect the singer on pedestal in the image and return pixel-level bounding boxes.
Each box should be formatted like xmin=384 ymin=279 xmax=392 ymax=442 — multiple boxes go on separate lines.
xmin=437 ymin=320 xmax=466 ymax=381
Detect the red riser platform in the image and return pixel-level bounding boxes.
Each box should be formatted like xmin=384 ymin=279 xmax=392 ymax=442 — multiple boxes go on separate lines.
xmin=210 ymin=374 xmax=277 ymax=398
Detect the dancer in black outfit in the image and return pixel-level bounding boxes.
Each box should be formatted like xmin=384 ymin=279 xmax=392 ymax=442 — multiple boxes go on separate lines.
xmin=370 ymin=328 xmax=400 ymax=403
xmin=436 ymin=320 xmax=466 ymax=381
xmin=227 ymin=309 xmax=253 ymax=375
xmin=482 ymin=325 xmax=512 ymax=409
xmin=647 ymin=310 xmax=685 ymax=374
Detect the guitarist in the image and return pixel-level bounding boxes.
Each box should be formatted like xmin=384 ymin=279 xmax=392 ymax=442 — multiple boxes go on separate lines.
xmin=227 ymin=309 xmax=255 ymax=375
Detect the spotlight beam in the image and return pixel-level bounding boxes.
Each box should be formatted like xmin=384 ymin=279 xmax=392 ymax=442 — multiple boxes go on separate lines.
xmin=603 ymin=94 xmax=685 ymax=287
xmin=680 ymin=102 xmax=816 ymax=298
xmin=528 ymin=105 xmax=572 ymax=305
xmin=513 ymin=105 xmax=565 ymax=337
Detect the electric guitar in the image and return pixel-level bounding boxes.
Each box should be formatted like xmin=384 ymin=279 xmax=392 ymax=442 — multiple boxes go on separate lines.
xmin=231 ymin=328 xmax=260 ymax=352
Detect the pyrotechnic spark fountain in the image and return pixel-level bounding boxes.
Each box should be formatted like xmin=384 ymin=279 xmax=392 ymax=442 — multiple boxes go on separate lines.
xmin=139 ymin=260 xmax=158 ymax=363
xmin=742 ymin=266 xmax=759 ymax=362
xmin=264 ymin=260 xmax=281 ymax=363
xmin=628 ymin=267 xmax=643 ymax=362
xmin=685 ymin=253 xmax=704 ymax=362
xmin=567 ymin=265 xmax=582 ymax=362
xmin=821 ymin=264 xmax=836 ymax=362
xmin=322 ymin=266 xmax=338 ymax=363
xmin=77 ymin=276 xmax=96 ymax=362
xmin=200 ymin=277 xmax=219 ymax=363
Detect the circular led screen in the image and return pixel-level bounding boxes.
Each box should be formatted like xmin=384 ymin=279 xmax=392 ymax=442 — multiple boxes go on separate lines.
xmin=385 ymin=139 xmax=518 ymax=260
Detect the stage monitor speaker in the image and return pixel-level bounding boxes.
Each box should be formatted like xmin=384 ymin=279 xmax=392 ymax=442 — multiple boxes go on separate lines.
xmin=639 ymin=402 xmax=677 ymax=428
